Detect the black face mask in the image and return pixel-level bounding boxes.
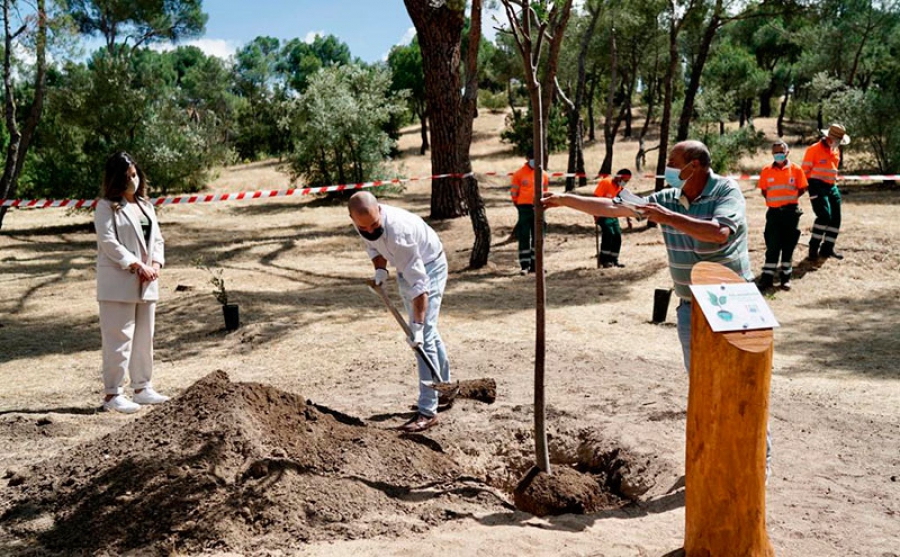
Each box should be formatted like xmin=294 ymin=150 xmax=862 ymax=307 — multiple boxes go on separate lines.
xmin=358 ymin=226 xmax=384 ymax=241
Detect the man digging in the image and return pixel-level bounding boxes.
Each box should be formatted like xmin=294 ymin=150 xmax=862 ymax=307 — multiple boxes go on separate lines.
xmin=349 ymin=191 xmax=450 ymax=432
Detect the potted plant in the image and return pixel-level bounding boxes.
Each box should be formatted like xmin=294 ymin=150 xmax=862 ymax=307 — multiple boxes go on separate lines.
xmin=196 ymin=260 xmax=240 ymax=331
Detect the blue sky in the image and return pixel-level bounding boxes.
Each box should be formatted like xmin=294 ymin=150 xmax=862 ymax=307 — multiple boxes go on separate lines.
xmin=160 ymin=1 xmax=509 ymax=62
xmin=200 ymin=1 xmax=415 ymax=62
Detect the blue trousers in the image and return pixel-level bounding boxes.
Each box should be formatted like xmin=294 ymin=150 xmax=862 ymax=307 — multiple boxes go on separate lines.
xmin=398 ymin=254 xmax=450 ymax=417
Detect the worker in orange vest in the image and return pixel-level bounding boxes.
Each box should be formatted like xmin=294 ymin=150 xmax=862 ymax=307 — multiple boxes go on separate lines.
xmin=510 ymin=153 xmax=549 ymax=274
xmin=757 ymin=140 xmax=808 ymax=291
xmin=593 ymin=169 xmax=632 ymax=268
xmin=802 ymin=123 xmax=849 ymax=260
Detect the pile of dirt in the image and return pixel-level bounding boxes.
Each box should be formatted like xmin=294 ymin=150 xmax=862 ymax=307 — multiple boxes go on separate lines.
xmin=0 ymin=371 xmax=506 ymax=554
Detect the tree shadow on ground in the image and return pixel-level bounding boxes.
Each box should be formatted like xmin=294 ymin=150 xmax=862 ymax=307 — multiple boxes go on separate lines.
xmin=0 ymin=221 xmax=95 ymax=237
xmin=776 ymin=287 xmax=900 ymax=378
xmin=0 ymin=406 xmax=100 ymax=416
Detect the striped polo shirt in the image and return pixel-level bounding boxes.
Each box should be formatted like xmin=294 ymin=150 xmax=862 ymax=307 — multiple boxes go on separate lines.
xmin=647 ymin=172 xmax=753 ymax=299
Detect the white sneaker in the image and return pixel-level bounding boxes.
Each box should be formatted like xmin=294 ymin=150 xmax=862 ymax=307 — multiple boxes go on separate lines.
xmin=133 ymin=387 xmax=170 ymax=405
xmin=103 ymin=395 xmax=141 ymax=414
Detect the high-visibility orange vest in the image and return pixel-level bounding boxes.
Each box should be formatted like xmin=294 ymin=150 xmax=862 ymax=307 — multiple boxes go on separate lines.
xmin=594 ymin=177 xmax=623 ymax=199
xmin=510 ymin=163 xmax=549 ymax=205
xmin=801 ymin=140 xmax=840 ymax=184
xmin=759 ymin=161 xmax=808 ymax=208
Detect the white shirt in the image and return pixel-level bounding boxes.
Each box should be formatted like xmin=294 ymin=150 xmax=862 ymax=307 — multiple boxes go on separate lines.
xmin=360 ymin=204 xmax=443 ymax=298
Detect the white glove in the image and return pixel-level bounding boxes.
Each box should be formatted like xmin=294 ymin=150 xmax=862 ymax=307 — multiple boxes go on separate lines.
xmin=373 ymin=268 xmax=389 ymax=285
xmin=407 ymin=321 xmax=424 ymax=348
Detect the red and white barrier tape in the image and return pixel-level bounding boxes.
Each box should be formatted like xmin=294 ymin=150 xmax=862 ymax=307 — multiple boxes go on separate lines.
xmin=2 ymin=170 xmax=896 ymax=209
xmin=0 ymin=172 xmax=475 ymax=209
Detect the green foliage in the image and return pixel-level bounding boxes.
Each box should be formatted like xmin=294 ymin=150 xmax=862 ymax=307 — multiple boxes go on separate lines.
xmin=279 ymin=34 xmax=351 ymax=93
xmin=500 ymin=106 xmax=568 ymax=157
xmin=387 ymin=39 xmax=426 ymax=125
xmin=478 ymin=89 xmax=508 ymax=113
xmin=287 ymin=64 xmax=407 ymax=188
xmin=20 ymin=48 xmax=232 ymax=201
xmin=824 ymin=84 xmax=900 ymax=173
xmin=704 ymin=41 xmax=770 ymax=109
xmin=699 ymin=126 xmax=766 ymax=174
xmin=65 ymin=0 xmax=207 ymax=48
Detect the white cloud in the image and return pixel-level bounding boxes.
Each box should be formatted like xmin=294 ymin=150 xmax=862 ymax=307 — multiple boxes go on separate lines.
xmin=381 ymin=26 xmax=417 ymax=61
xmin=398 ymin=26 xmax=416 ymax=46
xmin=304 ymin=30 xmax=325 ymax=44
xmin=151 ymin=38 xmax=239 ymax=60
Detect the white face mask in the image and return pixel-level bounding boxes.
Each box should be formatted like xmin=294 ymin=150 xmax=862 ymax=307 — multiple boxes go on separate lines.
xmin=126 ymin=174 xmax=139 ymax=194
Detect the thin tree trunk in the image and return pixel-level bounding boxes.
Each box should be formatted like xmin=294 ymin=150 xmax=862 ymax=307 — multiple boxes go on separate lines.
xmin=847 ymin=16 xmax=874 ymax=87
xmin=777 ymin=90 xmax=789 ymax=138
xmin=758 ymin=86 xmax=774 ymax=118
xmin=537 ymin=3 xmax=573 ymax=168
xmin=1 ymin=0 xmax=21 ymax=198
xmin=600 ymin=26 xmax=619 ymax=176
xmin=587 ymin=73 xmax=597 ymax=142
xmin=459 ymin=0 xmax=491 ymax=269
xmin=656 ymin=13 xmax=680 ymax=191
xmin=676 ymin=0 xmax=722 ymax=142
xmin=529 ymin=84 xmax=549 ymax=473
xmin=564 ymin=4 xmax=601 ymax=191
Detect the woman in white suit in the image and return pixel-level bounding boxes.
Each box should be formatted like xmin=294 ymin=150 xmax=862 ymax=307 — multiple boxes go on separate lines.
xmin=95 ymin=151 xmax=170 ymax=413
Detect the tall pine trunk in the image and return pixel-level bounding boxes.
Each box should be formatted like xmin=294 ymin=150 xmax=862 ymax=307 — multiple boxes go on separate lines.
xmin=404 ymin=0 xmax=467 ymax=219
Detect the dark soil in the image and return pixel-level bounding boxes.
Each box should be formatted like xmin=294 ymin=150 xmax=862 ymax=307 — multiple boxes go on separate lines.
xmin=457 ymin=378 xmax=497 ymax=404
xmin=0 ymin=371 xmax=505 ymax=555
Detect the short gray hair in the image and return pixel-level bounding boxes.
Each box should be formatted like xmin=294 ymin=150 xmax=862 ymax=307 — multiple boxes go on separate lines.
xmin=680 ymin=141 xmax=711 ymax=168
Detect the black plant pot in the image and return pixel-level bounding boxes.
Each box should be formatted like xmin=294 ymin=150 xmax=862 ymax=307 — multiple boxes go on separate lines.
xmin=223 ymin=304 xmax=240 ymax=331
xmin=652 ymin=288 xmax=672 ymax=324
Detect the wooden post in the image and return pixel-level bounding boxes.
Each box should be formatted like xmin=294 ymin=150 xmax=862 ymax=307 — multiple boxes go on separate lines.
xmin=684 ymin=262 xmax=775 ymax=557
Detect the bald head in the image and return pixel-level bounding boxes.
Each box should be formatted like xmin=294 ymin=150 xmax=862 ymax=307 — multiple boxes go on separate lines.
xmin=670 ymin=140 xmax=711 ymax=169
xmin=349 ymin=191 xmax=379 ymax=218
xmin=349 ymin=191 xmax=383 ymax=238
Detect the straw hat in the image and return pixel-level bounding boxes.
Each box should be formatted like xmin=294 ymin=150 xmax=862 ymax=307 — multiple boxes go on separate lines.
xmin=821 ymin=123 xmax=850 ymax=146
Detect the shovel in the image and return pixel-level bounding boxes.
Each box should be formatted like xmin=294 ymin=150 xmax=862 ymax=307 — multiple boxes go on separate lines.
xmin=366 ymin=279 xmax=460 ymax=398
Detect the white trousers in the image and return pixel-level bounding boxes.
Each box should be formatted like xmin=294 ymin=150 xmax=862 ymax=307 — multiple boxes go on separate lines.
xmin=99 ymin=301 xmax=156 ymax=395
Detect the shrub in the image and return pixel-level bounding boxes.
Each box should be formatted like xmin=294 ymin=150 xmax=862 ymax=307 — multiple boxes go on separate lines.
xmin=500 ymin=106 xmax=568 ymax=158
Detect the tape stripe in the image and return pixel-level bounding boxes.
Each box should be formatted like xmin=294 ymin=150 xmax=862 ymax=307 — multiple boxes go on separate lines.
xmin=4 ymin=170 xmax=898 ymax=209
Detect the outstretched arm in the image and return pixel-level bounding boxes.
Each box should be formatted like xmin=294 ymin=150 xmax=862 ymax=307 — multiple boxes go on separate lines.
xmin=541 ymin=192 xmax=638 ymax=218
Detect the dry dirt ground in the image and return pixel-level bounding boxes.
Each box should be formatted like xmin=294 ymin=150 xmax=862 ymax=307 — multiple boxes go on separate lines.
xmin=0 ymin=112 xmax=898 ymax=556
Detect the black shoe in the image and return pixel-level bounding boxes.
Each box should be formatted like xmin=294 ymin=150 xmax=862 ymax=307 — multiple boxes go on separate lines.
xmin=757 ymin=275 xmax=775 ymax=290
xmin=821 ymin=250 xmax=844 ymax=260
xmin=613 ymin=262 xmax=625 ymax=268
xmin=780 ymin=279 xmax=792 ymax=291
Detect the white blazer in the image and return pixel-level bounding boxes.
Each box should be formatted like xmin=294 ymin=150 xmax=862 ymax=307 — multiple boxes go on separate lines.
xmin=95 ymin=197 xmax=165 ymax=302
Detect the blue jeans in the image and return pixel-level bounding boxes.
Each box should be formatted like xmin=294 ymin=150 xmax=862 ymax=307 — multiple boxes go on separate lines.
xmin=676 ymin=299 xmax=772 ymax=469
xmin=398 ymin=254 xmax=450 ymax=417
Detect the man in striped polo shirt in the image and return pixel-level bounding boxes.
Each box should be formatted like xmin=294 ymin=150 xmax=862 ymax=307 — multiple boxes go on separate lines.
xmin=542 ymin=140 xmax=753 ymax=371
xmin=758 ymin=140 xmax=807 ymax=291
xmin=543 ymin=140 xmax=769 ymax=476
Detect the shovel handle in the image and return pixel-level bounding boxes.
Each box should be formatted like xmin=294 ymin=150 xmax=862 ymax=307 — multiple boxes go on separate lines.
xmin=366 ymin=279 xmax=413 ymax=338
xmin=365 ymin=279 xmax=443 ymax=384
